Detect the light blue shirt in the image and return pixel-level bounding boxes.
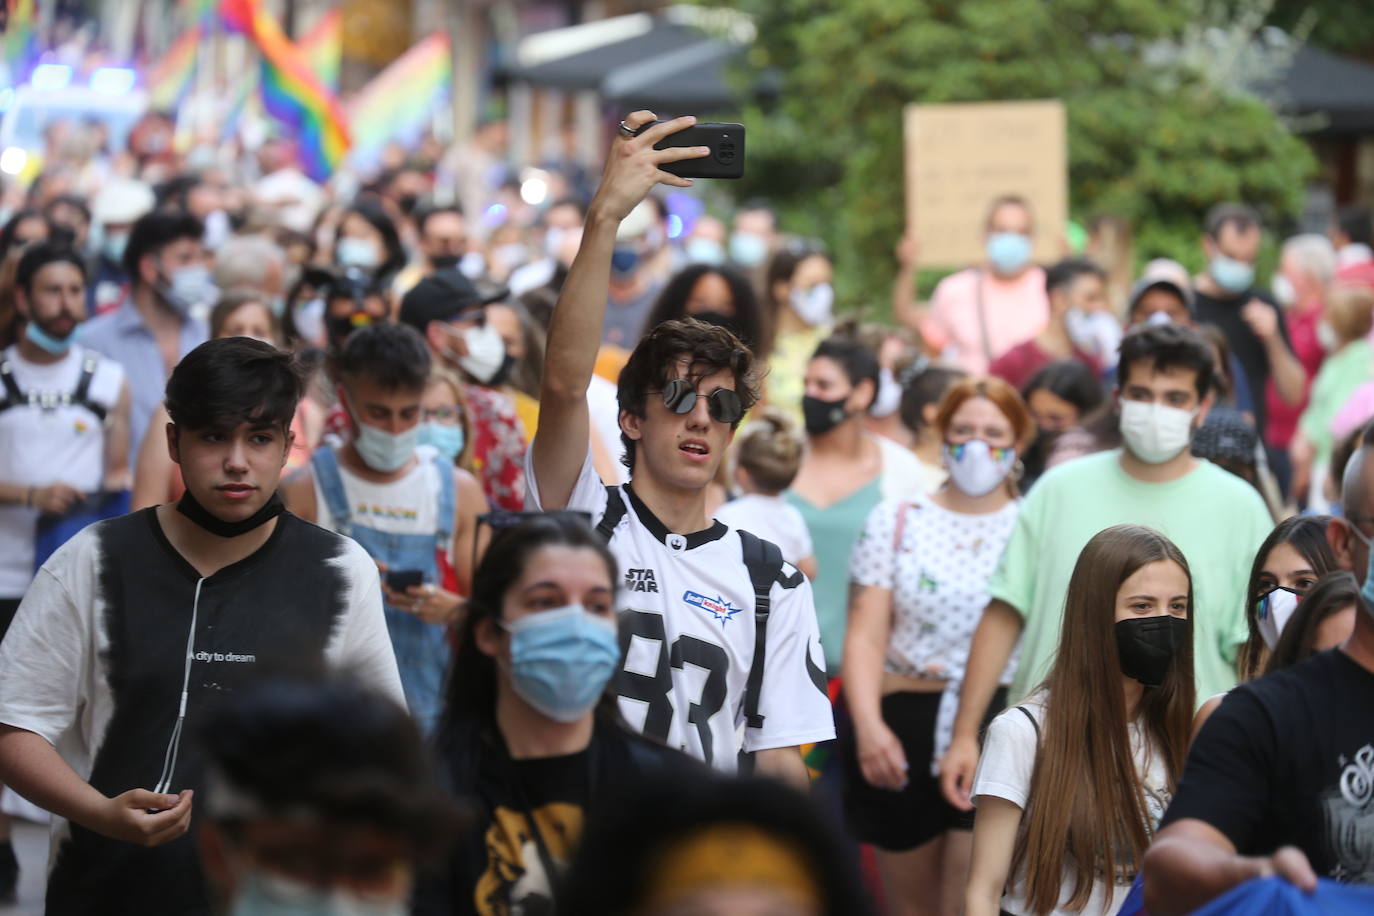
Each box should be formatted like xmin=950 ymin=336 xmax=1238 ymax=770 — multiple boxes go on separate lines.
xmin=78 ymin=303 xmax=207 ymax=469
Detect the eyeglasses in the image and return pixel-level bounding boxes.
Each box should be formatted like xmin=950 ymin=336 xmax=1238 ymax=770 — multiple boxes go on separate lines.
xmin=659 ymin=378 xmax=743 ymax=424
xmin=422 ymin=406 xmax=463 ymax=424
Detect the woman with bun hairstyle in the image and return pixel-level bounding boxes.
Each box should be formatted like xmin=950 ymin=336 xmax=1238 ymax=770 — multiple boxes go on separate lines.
xmin=842 ymin=376 xmax=1032 ymax=916
xmin=965 ymin=525 xmax=1195 ymax=916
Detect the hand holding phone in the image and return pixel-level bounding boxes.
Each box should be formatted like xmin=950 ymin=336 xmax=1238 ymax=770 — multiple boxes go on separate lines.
xmin=635 ymin=120 xmax=746 ymax=179
xmin=386 ymin=569 xmax=424 ymax=592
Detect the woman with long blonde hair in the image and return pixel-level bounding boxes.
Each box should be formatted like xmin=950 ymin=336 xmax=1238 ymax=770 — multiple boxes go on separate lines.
xmin=965 ymin=524 xmax=1196 ymax=916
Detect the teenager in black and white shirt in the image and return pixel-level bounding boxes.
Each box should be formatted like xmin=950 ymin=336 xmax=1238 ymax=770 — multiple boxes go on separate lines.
xmin=0 ymin=338 xmax=403 ymax=914
xmin=527 ymin=111 xmax=833 ymax=787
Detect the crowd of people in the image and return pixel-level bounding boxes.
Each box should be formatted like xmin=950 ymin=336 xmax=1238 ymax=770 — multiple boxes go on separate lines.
xmin=0 ymin=102 xmax=1373 ymax=916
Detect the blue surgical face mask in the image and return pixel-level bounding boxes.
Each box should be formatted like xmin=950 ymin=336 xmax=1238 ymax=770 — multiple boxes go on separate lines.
xmin=728 ymin=231 xmax=768 ymax=267
xmin=102 ymin=231 xmax=129 ymax=265
xmin=986 ymin=232 xmax=1033 ymax=275
xmin=418 ymin=422 xmax=464 ymax=461
xmin=25 ymin=319 xmax=76 ymax=356
xmin=336 ymin=236 xmax=381 ymax=270
xmin=350 ymin=406 xmax=419 ymax=473
xmin=685 ymin=237 xmax=725 ymax=265
xmin=1209 ymin=254 xmax=1255 ymax=295
xmin=502 ymin=604 xmax=621 ymax=723
xmin=162 ymin=264 xmax=217 ymax=316
xmin=230 ymin=868 xmax=406 ymax=916
xmin=610 ymin=246 xmax=641 ymax=277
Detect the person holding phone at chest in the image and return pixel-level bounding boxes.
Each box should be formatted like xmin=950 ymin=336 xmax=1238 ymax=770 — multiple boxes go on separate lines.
xmin=527 ymin=111 xmax=833 ymax=788
xmin=282 ymin=323 xmax=489 ymax=734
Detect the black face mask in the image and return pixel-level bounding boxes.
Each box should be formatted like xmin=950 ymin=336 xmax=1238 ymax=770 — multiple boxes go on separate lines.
xmin=429 ymin=254 xmax=461 ymax=271
xmin=802 ymin=394 xmax=850 ymax=436
xmin=1115 ymin=615 xmax=1189 ymax=687
xmin=176 ymin=489 xmax=285 ymax=538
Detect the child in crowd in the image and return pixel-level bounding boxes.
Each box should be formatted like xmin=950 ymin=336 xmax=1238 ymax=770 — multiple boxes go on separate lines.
xmin=715 ymin=408 xmax=819 ymax=580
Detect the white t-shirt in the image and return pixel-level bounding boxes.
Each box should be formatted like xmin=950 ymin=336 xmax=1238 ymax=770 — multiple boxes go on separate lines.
xmin=0 ymin=345 xmax=125 ymax=598
xmin=313 ymin=455 xmax=454 ymax=562
xmin=0 ymin=510 xmax=403 ymax=884
xmin=714 ymin=493 xmax=814 ymax=568
xmin=586 ymin=374 xmax=628 ymax=485
xmin=849 ymin=495 xmax=1019 ymax=683
xmin=972 ymin=696 xmax=1173 ymax=916
xmin=526 ymin=450 xmax=835 ymax=771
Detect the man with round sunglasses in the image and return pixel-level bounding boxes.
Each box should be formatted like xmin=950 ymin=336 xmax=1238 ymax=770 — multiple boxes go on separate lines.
xmin=527 ymin=112 xmax=834 ymax=788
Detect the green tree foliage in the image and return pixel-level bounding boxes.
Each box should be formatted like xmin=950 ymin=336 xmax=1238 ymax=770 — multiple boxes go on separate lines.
xmin=711 ymin=0 xmax=1317 ymax=312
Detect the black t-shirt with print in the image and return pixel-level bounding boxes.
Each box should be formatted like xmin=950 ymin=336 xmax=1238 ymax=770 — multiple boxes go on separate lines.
xmin=0 ymin=508 xmax=400 ymax=915
xmin=415 ymin=717 xmax=698 ymax=916
xmin=1160 ymin=649 xmax=1374 ymax=881
xmin=1191 ymin=286 xmax=1287 ymax=436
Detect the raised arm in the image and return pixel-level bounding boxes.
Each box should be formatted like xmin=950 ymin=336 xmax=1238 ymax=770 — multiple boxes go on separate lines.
xmin=102 ymin=380 xmax=133 ymax=493
xmin=530 ymin=111 xmax=707 ymax=509
xmin=1144 ymin=819 xmax=1316 ymax=916
xmin=939 ymin=598 xmax=1024 ymax=810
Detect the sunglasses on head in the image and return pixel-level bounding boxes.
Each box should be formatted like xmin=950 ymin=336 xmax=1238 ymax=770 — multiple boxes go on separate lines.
xmin=472 ymin=509 xmax=595 ymax=575
xmin=660 ymin=378 xmax=743 ymax=424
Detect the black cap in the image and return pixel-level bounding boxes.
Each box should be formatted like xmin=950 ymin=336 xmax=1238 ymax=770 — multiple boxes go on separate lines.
xmin=398 ymin=269 xmax=505 ymax=332
xmin=1191 ymin=406 xmax=1258 ymax=463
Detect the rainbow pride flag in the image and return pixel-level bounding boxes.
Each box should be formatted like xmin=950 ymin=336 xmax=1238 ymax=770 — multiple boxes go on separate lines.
xmin=221 ymin=0 xmax=350 ymax=182
xmin=3 ymin=0 xmax=38 ymax=74
xmin=147 ymin=25 xmax=201 ymax=111
xmin=297 ymin=8 xmax=341 ymax=91
xmin=346 ymin=31 xmax=450 ymax=172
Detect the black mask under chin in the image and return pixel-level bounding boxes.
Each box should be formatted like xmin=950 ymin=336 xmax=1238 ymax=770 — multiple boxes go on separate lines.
xmin=176 ymin=489 xmax=285 ymax=538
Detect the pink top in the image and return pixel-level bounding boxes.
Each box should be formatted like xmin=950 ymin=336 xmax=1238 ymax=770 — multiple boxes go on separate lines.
xmin=927 ymin=266 xmax=1050 ymax=374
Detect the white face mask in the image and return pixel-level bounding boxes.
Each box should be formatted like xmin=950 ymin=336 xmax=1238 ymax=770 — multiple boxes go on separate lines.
xmin=1272 ymin=273 xmax=1297 ymax=308
xmin=348 ymin=396 xmax=418 ymax=473
xmin=1256 ymin=587 xmax=1300 ymax=651
xmin=456 ymin=322 xmax=507 ymax=385
xmin=870 ymin=367 xmax=902 ymax=418
xmin=790 ymin=282 xmax=834 ymax=327
xmin=293 ymin=297 xmax=326 ymax=347
xmin=943 ymin=439 xmax=1017 ymax=497
xmin=1119 ymin=400 xmax=1197 ymax=464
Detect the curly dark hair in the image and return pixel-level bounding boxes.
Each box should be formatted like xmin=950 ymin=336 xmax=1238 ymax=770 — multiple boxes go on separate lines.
xmin=642 ymin=263 xmax=770 ymax=357
xmin=615 ymin=318 xmax=762 ymax=473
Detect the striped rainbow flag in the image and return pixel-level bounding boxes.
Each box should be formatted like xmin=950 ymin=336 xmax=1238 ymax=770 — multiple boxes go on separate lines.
xmin=297 ymin=8 xmax=341 ymax=91
xmin=345 ymin=31 xmax=450 ymax=172
xmin=147 ymin=25 xmax=201 ymax=111
xmin=3 ymin=0 xmax=38 ymax=74
xmin=221 ymin=0 xmax=350 ymax=182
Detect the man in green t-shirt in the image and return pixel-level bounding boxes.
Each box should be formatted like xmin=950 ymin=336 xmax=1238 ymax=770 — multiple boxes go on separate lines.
xmin=940 ymin=323 xmax=1274 ymax=810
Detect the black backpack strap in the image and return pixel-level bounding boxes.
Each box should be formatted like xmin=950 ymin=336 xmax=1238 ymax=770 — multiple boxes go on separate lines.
xmin=1016 ymin=705 xmax=1040 ymax=743
xmin=71 ymin=354 xmax=107 ymax=424
xmin=595 ymin=485 xmax=627 ymax=542
xmin=0 ymin=360 xmax=22 ymax=413
xmin=739 ymin=529 xmax=785 ymax=730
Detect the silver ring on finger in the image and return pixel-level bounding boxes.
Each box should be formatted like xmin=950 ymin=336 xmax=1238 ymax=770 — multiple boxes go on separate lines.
xmin=617 ymin=120 xmax=637 ymax=139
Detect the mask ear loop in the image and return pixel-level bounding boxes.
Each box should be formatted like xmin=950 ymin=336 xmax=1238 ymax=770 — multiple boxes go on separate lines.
xmin=155 ymin=577 xmax=204 ymax=796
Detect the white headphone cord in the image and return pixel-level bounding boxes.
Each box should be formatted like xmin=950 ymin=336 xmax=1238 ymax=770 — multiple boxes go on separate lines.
xmin=154 ymin=577 xmax=204 ymax=796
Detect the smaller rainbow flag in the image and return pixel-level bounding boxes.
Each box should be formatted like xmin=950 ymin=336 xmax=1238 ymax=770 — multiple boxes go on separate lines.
xmin=297 ymin=8 xmax=341 ymax=91
xmin=221 ymin=0 xmax=350 ymax=182
xmin=3 ymin=0 xmax=38 ymax=74
xmin=147 ymin=25 xmax=201 ymax=112
xmin=346 ymin=31 xmax=451 ymax=172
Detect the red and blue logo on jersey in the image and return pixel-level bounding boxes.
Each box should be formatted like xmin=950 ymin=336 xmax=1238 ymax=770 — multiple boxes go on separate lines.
xmin=683 ymin=591 xmax=742 ymax=626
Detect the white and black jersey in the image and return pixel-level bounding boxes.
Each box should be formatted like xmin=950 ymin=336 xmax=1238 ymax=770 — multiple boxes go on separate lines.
xmin=0 ymin=509 xmax=404 ymax=914
xmin=527 ymin=452 xmax=835 ymax=772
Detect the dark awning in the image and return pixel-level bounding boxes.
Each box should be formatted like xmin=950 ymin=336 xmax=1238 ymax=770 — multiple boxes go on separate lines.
xmin=510 ymin=16 xmax=764 ymax=114
xmin=1255 ymin=44 xmax=1374 ymax=135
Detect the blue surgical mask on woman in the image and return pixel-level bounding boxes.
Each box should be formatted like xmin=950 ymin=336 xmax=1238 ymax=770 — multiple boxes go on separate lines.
xmin=985 ymin=232 xmax=1033 ymax=275
xmin=501 ymin=604 xmax=621 ymax=723
xmin=418 ymin=422 xmax=464 ymax=462
xmin=337 ymin=237 xmax=381 ymax=270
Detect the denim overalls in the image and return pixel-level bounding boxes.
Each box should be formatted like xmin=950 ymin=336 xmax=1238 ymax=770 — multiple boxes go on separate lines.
xmin=311 ymin=446 xmax=454 ymax=732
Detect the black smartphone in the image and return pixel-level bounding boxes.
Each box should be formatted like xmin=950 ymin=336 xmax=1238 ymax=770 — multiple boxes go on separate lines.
xmin=386 ymin=569 xmax=424 ymax=591
xmin=636 ymin=121 xmax=745 ymax=179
